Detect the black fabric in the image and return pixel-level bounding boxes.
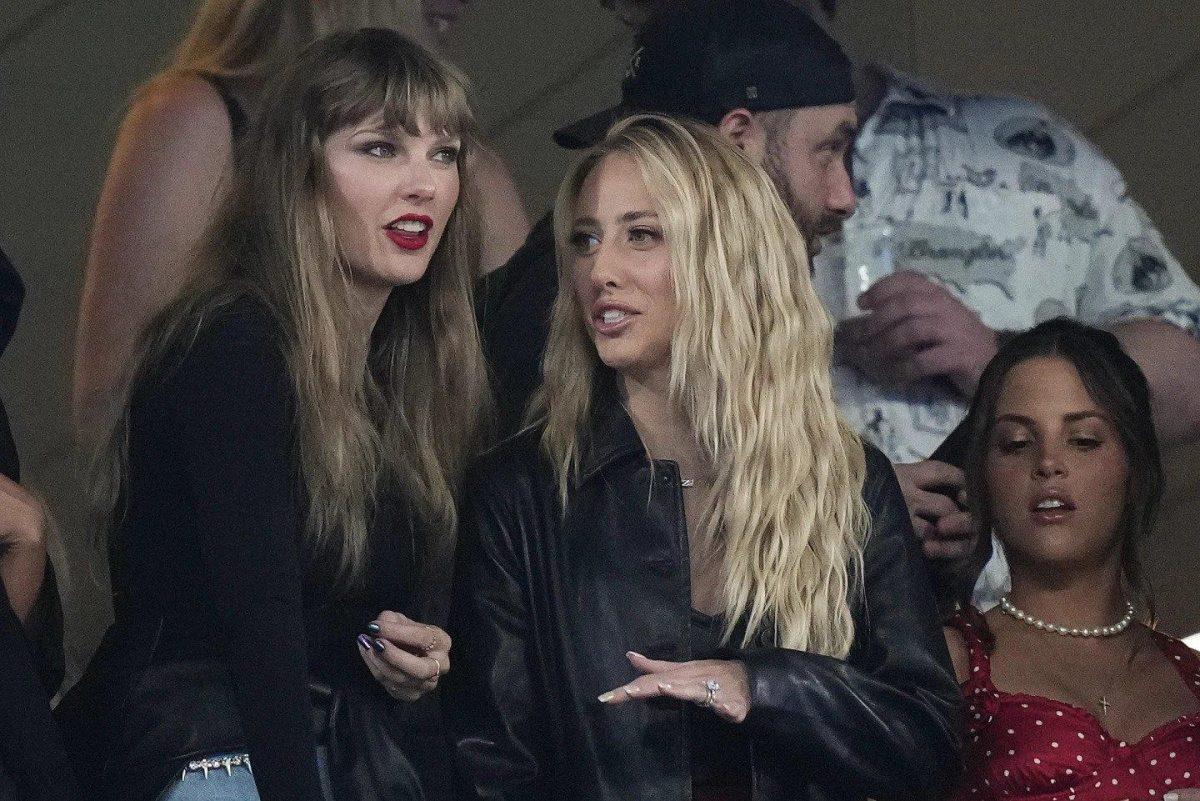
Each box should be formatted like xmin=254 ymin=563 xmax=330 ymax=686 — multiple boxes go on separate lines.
xmin=445 ymin=376 xmax=963 ymax=801
xmin=206 ymin=74 xmax=249 ymax=142
xmin=554 ymin=0 xmax=855 ymax=149
xmin=688 ymin=611 xmax=750 ymax=794
xmin=0 ymin=246 xmax=79 ymax=801
xmin=475 ymin=214 xmax=557 ymax=438
xmin=58 ymin=298 xmax=440 ymax=801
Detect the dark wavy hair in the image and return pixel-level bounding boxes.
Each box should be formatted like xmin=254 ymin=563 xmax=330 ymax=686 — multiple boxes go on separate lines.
xmin=963 ymin=318 xmax=1161 ymax=617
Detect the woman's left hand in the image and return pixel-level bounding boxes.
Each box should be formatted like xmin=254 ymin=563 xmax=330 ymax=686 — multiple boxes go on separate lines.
xmin=598 ymin=652 xmax=750 ymax=724
xmin=357 ymin=611 xmax=451 ymax=702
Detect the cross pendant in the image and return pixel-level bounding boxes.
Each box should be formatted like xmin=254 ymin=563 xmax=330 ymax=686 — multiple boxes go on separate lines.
xmin=1098 ymin=696 xmax=1111 ymax=715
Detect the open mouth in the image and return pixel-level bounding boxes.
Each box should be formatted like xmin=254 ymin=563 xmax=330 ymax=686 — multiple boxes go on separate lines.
xmin=1029 ymin=492 xmax=1076 ymax=524
xmin=384 ymin=215 xmax=433 ymax=251
xmin=591 ymin=305 xmax=638 ymax=335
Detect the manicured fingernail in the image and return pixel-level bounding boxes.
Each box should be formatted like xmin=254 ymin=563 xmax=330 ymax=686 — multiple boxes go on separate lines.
xmin=372 ymin=637 xmax=386 ymax=653
xmin=627 ymin=651 xmax=644 ymax=659
xmin=365 ymin=622 xmax=381 ymax=634
xmin=357 ymin=634 xmax=372 ymax=650
xmin=597 ymin=691 xmax=615 ymax=703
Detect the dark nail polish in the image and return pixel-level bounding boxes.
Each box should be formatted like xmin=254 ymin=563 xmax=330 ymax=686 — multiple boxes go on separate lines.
xmin=365 ymin=622 xmax=381 ymax=635
xmin=357 ymin=634 xmax=372 ymax=651
xmin=372 ymin=637 xmax=386 ymax=653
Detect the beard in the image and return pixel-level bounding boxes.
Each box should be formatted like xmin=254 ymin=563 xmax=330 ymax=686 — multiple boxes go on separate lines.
xmin=762 ymin=141 xmax=843 ymax=257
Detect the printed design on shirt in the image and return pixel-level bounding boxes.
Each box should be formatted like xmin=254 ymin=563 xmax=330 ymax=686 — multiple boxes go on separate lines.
xmin=862 ymin=408 xmax=904 ymax=464
xmin=1034 ymin=298 xmax=1071 ymax=323
xmin=963 ymin=165 xmax=997 ymax=188
xmin=907 ymin=385 xmax=963 ymax=441
xmin=1111 ymin=237 xmax=1174 ymax=295
xmin=1018 ymin=162 xmax=1104 ymax=244
xmin=1101 ymin=299 xmax=1200 ymax=337
xmin=875 ymin=101 xmax=967 ymax=195
xmin=890 ymin=221 xmax=1022 ymax=298
xmin=994 ymin=116 xmax=1077 ymax=166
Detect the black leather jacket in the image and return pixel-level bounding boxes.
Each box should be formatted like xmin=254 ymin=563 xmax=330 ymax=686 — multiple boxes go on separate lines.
xmin=446 ymin=382 xmax=963 ymax=801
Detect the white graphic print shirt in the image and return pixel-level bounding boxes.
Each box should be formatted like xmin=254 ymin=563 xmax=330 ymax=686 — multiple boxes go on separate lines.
xmin=813 ymin=72 xmax=1200 ymax=465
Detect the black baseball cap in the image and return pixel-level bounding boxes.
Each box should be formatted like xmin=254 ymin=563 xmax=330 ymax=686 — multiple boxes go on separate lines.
xmin=554 ymin=0 xmax=855 ymax=149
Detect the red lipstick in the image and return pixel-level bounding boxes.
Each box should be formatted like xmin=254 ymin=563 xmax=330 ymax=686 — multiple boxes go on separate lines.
xmin=384 ymin=214 xmax=433 ymax=251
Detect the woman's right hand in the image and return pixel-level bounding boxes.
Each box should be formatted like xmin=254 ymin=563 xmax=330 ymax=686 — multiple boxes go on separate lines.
xmin=357 ymin=611 xmax=450 ymax=702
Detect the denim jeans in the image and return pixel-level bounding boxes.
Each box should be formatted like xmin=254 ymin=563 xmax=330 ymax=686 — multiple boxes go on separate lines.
xmin=154 ymin=754 xmax=259 ymax=801
xmin=154 ymin=749 xmax=333 ymax=801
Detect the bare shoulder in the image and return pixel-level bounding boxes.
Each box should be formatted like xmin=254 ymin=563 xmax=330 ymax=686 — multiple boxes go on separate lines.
xmin=943 ymin=625 xmax=970 ymax=685
xmin=123 ymin=72 xmax=234 ymax=153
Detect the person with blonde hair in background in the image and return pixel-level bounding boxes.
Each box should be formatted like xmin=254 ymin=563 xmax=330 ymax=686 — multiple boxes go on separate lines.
xmin=446 ymin=114 xmax=960 ymax=801
xmin=58 ymin=28 xmax=490 ymax=801
xmin=74 ymin=0 xmax=528 ymax=430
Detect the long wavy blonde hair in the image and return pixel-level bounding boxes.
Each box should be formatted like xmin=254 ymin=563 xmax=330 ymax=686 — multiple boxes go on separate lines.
xmin=169 ymin=0 xmax=435 ymax=82
xmin=538 ymin=115 xmax=869 ymax=655
xmin=92 ymin=28 xmax=490 ymax=592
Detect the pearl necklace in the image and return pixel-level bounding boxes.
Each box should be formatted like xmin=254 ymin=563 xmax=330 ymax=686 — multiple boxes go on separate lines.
xmin=998 ymin=595 xmax=1135 ymax=638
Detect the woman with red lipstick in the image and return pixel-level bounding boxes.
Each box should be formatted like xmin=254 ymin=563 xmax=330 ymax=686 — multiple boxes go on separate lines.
xmin=74 ymin=0 xmax=528 ymax=432
xmin=945 ymin=318 xmax=1200 ymax=801
xmin=59 ymin=29 xmax=488 ymax=801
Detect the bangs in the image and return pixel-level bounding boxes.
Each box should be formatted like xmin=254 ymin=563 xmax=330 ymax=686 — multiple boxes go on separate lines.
xmin=316 ymin=29 xmax=474 ymax=141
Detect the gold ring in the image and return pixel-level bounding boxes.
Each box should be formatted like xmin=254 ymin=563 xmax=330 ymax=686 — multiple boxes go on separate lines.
xmin=429 ymin=656 xmax=442 ymax=680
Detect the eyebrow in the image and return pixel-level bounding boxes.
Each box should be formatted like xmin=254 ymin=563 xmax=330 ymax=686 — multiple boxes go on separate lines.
xmin=351 ymin=125 xmax=459 ymax=144
xmin=994 ymin=411 xmax=1110 ymax=426
xmin=571 ymin=211 xmax=658 ymax=227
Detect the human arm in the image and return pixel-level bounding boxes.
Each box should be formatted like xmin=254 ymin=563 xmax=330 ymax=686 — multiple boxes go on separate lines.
xmin=74 ymin=75 xmax=233 ymax=428
xmin=471 ymin=145 xmax=530 ymax=275
xmin=174 ymin=310 xmax=322 ymax=801
xmin=732 ymin=448 xmax=961 ymax=799
xmin=443 ymin=466 xmax=550 ymax=801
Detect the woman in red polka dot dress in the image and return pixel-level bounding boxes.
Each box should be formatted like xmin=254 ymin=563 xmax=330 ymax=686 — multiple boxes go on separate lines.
xmin=942 ymin=320 xmax=1200 ymax=801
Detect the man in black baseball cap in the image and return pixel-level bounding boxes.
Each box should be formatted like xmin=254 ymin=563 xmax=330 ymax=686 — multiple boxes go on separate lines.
xmin=478 ymin=0 xmax=859 ymax=435
xmin=557 ymin=0 xmax=858 ymax=253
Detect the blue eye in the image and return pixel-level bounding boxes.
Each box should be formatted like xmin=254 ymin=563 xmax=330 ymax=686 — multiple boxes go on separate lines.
xmin=362 ymin=141 xmax=395 ymax=157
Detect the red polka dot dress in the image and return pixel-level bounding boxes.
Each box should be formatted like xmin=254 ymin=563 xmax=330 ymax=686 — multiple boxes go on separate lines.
xmin=949 ymin=607 xmax=1200 ymax=801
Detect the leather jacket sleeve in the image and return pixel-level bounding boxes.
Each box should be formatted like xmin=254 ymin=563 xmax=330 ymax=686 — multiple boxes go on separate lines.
xmin=445 ymin=455 xmax=549 ymax=801
xmin=741 ymin=445 xmax=963 ymax=800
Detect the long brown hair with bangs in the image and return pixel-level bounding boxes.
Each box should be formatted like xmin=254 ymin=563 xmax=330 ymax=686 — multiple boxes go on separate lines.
xmin=92 ymin=28 xmax=490 ymax=594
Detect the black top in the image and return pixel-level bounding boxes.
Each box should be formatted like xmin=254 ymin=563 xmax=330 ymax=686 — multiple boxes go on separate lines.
xmin=474 ymin=213 xmax=556 ymax=437
xmin=0 ymin=246 xmax=79 ymax=801
xmin=69 ymin=299 xmax=421 ymax=801
xmin=206 ymin=74 xmax=249 ymax=142
xmin=688 ymin=611 xmax=751 ymax=797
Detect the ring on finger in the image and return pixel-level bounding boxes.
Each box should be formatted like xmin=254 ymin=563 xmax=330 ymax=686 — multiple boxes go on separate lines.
xmin=428 ymin=655 xmax=441 ymax=681
xmin=701 ymin=679 xmax=720 ymax=708
xmin=425 ymin=625 xmax=438 ymax=654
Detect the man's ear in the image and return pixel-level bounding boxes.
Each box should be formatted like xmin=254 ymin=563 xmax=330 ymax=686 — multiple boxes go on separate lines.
xmin=716 ymin=108 xmax=768 ymax=162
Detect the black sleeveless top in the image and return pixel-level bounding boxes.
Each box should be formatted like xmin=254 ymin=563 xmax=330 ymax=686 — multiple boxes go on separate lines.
xmin=206 ymin=74 xmax=249 ymax=142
